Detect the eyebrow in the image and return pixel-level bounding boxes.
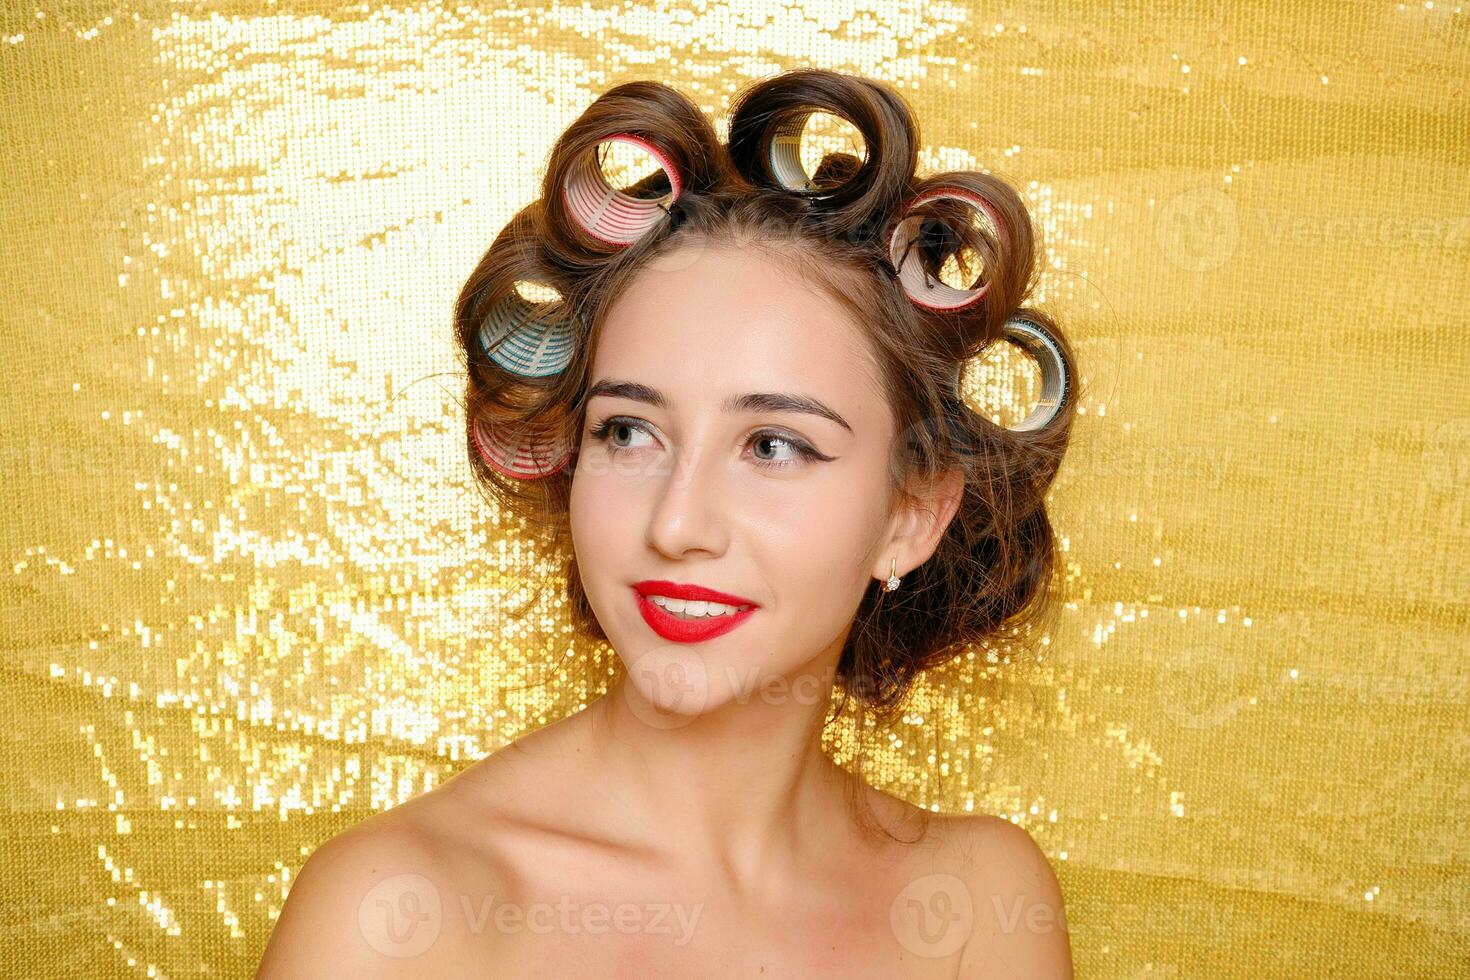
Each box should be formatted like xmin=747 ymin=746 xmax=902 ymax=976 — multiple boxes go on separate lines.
xmin=585 ymin=378 xmax=853 ymax=434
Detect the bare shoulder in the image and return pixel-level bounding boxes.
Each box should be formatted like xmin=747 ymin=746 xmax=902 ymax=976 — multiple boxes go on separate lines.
xmin=254 ymin=759 xmax=529 ymax=979
xmin=944 ymin=813 xmax=1074 ymax=980
xmin=252 ymin=805 xmax=441 ymax=975
xmin=254 ymin=716 xmax=597 ymax=977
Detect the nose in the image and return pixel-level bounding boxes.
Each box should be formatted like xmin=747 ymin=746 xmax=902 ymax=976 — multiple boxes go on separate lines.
xmin=645 ymin=440 xmax=730 ymax=561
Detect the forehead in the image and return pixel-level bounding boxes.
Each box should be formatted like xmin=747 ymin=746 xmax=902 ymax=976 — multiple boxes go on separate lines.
xmin=593 ymin=243 xmax=888 ymax=422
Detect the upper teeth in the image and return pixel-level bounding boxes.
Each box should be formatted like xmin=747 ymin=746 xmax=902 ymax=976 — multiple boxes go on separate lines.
xmin=647 ymin=595 xmax=750 ymax=618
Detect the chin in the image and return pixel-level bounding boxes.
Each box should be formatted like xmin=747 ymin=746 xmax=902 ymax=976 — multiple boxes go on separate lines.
xmin=620 ymin=638 xmax=798 ymax=724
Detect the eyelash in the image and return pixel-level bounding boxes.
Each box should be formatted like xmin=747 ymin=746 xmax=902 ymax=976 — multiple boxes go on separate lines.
xmin=587 ymin=416 xmax=831 ymax=471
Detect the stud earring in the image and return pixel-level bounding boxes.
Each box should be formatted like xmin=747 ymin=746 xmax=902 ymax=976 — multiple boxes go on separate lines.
xmin=884 ymin=557 xmax=902 ymax=592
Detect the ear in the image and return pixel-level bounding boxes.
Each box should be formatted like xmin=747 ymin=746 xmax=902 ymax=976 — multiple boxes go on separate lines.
xmin=872 ymin=467 xmax=965 ymax=584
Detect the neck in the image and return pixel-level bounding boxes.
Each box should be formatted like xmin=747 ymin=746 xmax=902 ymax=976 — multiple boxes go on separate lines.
xmin=581 ymin=651 xmax=860 ymax=895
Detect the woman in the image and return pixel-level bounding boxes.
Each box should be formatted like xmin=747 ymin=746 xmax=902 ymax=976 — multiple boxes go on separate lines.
xmin=259 ymin=68 xmax=1077 ymax=977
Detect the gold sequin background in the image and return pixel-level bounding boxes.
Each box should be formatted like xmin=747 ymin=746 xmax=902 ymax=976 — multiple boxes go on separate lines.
xmin=1 ymin=1 xmax=1466 ymax=976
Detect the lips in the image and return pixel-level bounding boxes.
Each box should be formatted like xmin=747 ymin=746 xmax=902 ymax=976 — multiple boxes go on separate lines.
xmin=631 ymin=580 xmax=759 ymax=644
xmin=632 ymin=580 xmax=758 ymax=607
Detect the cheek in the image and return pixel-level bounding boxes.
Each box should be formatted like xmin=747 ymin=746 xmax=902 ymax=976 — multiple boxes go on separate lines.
xmin=569 ymin=464 xmax=621 ymax=556
xmin=568 ymin=455 xmax=654 ymax=573
xmin=743 ymin=465 xmax=890 ymax=589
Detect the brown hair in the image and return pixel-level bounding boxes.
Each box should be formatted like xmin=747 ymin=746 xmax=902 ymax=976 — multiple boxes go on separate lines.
xmin=454 ymin=68 xmax=1080 ymax=747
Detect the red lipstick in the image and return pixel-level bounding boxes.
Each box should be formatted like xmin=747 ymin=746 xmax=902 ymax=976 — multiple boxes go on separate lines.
xmin=631 ymin=580 xmax=759 ymax=644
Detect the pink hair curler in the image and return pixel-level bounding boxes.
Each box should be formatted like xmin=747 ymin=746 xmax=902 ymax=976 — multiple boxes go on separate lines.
xmin=888 ymin=187 xmax=1009 ymax=312
xmin=561 ymin=133 xmax=683 ymax=246
xmin=471 ymin=416 xmax=570 ymax=480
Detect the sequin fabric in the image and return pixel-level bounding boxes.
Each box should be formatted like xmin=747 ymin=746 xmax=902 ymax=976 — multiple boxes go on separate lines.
xmin=2 ymin=3 xmax=1467 ymax=976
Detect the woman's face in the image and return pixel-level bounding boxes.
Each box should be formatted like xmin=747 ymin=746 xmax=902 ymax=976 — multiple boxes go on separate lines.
xmin=568 ymin=240 xmax=902 ymax=718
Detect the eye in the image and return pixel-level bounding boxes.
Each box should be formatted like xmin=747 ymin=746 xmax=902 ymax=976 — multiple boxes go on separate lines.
xmin=588 ymin=417 xmax=656 ymax=451
xmin=748 ymin=431 xmax=821 ymax=470
xmin=587 ymin=416 xmax=833 ymax=471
